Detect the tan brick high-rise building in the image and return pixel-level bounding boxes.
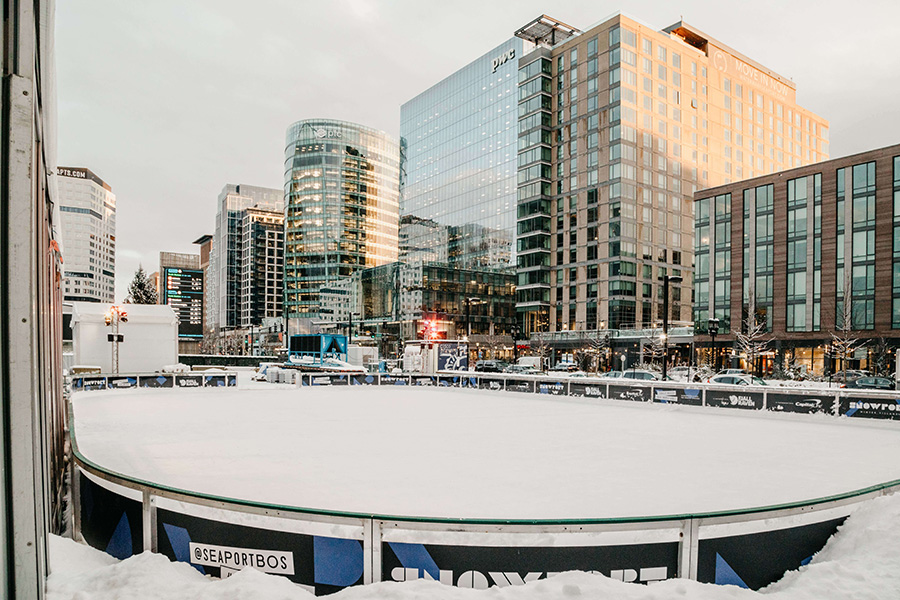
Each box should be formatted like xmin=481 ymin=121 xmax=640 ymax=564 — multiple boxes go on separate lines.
xmin=514 ymin=14 xmax=829 ymax=336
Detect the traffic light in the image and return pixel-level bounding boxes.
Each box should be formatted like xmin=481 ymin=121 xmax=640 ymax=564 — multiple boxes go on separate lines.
xmin=104 ymin=312 xmax=112 ymax=326
xmin=119 ymin=311 xmax=127 ymax=322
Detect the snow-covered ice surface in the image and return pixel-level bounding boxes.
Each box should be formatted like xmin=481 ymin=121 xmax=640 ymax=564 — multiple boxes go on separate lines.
xmin=72 ymin=385 xmax=900 ymax=520
xmin=46 ymin=491 xmax=900 ymax=599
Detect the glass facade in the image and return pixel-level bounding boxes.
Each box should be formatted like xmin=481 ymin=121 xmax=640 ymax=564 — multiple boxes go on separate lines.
xmin=283 ymin=119 xmax=400 ymax=330
xmin=693 ymin=193 xmax=731 ymax=333
xmin=400 ymin=38 xmax=525 ymax=270
xmin=240 ymin=207 xmax=284 ymax=327
xmin=208 ymin=184 xmax=283 ymax=332
xmin=785 ymin=174 xmax=821 ymax=332
xmin=516 ymin=47 xmax=553 ymax=334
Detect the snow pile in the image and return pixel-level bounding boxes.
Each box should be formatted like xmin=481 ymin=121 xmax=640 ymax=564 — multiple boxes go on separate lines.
xmin=46 ymin=492 xmax=900 ymax=599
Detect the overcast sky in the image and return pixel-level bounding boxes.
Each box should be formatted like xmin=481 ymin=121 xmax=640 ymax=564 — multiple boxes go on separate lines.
xmin=56 ymin=0 xmax=900 ymax=302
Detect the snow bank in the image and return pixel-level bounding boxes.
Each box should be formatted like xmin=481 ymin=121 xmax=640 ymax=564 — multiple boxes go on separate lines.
xmin=47 ymin=491 xmax=900 ymax=599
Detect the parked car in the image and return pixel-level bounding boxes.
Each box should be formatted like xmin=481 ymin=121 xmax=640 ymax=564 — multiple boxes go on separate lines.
xmin=709 ymin=374 xmax=767 ymax=386
xmin=842 ymin=376 xmax=895 ymax=390
xmin=621 ymin=369 xmax=661 ymax=381
xmin=504 ymin=364 xmax=541 ymax=375
xmin=833 ymin=370 xmax=870 ymax=382
xmin=475 ymin=360 xmax=504 ymax=373
xmin=549 ymin=362 xmax=580 ymax=373
xmin=597 ymin=370 xmax=624 ymax=378
xmin=667 ymin=366 xmax=692 ymax=381
xmin=716 ymin=368 xmax=749 ymax=376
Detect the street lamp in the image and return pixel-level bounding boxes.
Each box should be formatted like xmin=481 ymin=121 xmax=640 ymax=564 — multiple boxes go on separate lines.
xmin=708 ymin=317 xmax=720 ymax=371
xmin=661 ymin=275 xmax=683 ymax=380
xmin=104 ymin=305 xmax=128 ymax=373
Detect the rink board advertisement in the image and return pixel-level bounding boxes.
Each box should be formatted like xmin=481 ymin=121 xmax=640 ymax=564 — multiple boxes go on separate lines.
xmin=568 ymin=381 xmax=607 ymax=398
xmin=378 ymin=374 xmax=409 ymax=386
xmin=505 ymin=378 xmax=535 ymax=393
xmin=652 ymin=386 xmax=703 ymax=406
xmin=478 ymin=376 xmax=506 ymax=392
xmin=438 ymin=374 xmax=477 ymax=388
xmin=78 ymin=471 xmax=143 ymax=560
xmin=382 ymin=539 xmax=679 ymax=588
xmin=306 ymin=374 xmax=350 ymax=386
xmin=838 ymin=396 xmax=900 ymax=420
xmin=607 ymin=384 xmax=650 ymax=402
xmin=704 ymin=389 xmax=765 ymax=410
xmin=696 ymin=517 xmax=846 ymax=590
xmin=350 ymin=374 xmax=377 ymax=385
xmin=157 ymin=508 xmax=364 ymax=595
xmin=139 ymin=374 xmax=175 ymax=388
xmin=410 ymin=375 xmax=437 ymax=386
xmin=536 ymin=380 xmax=568 ymax=395
xmin=175 ymin=374 xmax=204 ymax=388
xmin=766 ymin=392 xmax=835 ymax=415
xmin=73 ymin=376 xmax=107 ymax=391
xmin=107 ymin=375 xmax=138 ymax=390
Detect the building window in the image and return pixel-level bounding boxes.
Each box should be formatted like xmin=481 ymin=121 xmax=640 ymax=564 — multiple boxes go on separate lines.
xmin=893 ymin=157 xmax=900 ymax=328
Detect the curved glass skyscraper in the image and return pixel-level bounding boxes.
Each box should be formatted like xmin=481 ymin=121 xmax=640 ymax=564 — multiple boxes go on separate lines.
xmin=283 ymin=119 xmax=400 ymax=333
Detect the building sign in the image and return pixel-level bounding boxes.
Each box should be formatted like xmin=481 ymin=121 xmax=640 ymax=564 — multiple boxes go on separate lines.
xmin=163 ymin=267 xmax=203 ymax=339
xmin=314 ymin=128 xmax=343 ymax=139
xmin=58 ymin=167 xmax=88 ymax=179
xmin=491 ymin=49 xmax=516 ymax=73
xmin=58 ymin=166 xmax=110 ymax=189
xmin=710 ymin=46 xmax=793 ymax=100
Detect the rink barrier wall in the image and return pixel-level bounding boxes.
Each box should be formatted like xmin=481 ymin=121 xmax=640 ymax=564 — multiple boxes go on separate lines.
xmin=300 ymin=371 xmax=900 ymax=420
xmin=70 ymin=372 xmax=237 ymax=391
xmin=70 ymin=374 xmax=900 ymax=594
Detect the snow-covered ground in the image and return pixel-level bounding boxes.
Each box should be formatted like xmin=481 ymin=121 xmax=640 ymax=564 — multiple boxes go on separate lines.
xmin=47 ymin=490 xmax=900 ymax=599
xmin=72 ymin=385 xmax=900 ymax=519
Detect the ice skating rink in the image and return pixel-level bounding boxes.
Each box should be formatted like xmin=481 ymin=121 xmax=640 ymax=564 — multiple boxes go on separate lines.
xmin=72 ymin=385 xmax=900 ymax=520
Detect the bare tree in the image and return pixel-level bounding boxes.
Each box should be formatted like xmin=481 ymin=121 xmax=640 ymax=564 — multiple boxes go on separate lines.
xmin=735 ymin=314 xmax=772 ymax=376
xmin=574 ymin=349 xmax=593 ymax=372
xmin=200 ymin=327 xmax=220 ymax=355
xmin=589 ymin=331 xmax=611 ymax=372
xmin=641 ymin=330 xmax=666 ymax=368
xmin=871 ymin=337 xmax=891 ymax=377
xmin=736 ymin=281 xmax=774 ymax=376
xmin=532 ymin=332 xmax=551 ymax=370
xmin=831 ymin=283 xmax=861 ymax=384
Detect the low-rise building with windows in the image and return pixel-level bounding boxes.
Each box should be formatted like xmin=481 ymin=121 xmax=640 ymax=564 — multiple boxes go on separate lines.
xmin=693 ymin=143 xmax=900 ymax=374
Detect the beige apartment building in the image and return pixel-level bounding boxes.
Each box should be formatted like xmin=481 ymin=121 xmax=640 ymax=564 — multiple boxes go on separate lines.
xmin=514 ymin=14 xmax=829 ymax=336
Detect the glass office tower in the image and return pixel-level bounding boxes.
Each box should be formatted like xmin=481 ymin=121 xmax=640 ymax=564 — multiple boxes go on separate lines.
xmin=284 ymin=119 xmax=400 ymax=334
xmin=400 ymin=38 xmax=526 ymax=270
